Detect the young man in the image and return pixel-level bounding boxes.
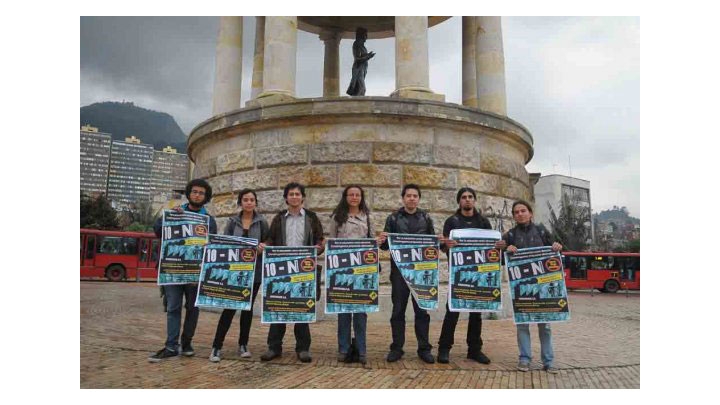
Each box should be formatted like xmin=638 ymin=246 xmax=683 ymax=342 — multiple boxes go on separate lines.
xmin=149 ymin=179 xmax=218 ymax=362
xmin=495 ymin=200 xmax=563 ymax=373
xmin=437 ymin=187 xmax=492 ymax=364
xmin=380 ymin=184 xmax=436 ymax=364
xmin=260 ymin=183 xmax=324 ymax=363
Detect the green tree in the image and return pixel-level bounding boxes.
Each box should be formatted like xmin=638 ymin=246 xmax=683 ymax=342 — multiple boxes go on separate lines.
xmin=80 ymin=192 xmax=119 ymax=229
xmin=547 ymin=193 xmax=591 ymax=251
xmin=627 ymin=239 xmax=640 ymax=253
xmin=123 ymin=200 xmax=160 ymax=232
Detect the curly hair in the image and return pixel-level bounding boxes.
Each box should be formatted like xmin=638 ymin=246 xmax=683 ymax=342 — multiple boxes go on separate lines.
xmin=185 ymin=178 xmax=213 ymax=205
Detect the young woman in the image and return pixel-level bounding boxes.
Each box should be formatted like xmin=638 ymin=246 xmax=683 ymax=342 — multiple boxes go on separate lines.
xmin=328 ymin=185 xmax=386 ymax=365
xmin=209 ymin=189 xmax=268 ymax=362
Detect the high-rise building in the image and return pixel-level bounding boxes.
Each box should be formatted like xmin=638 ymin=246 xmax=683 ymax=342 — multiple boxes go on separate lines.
xmin=151 ymin=146 xmax=189 ymax=196
xmin=107 ymin=136 xmax=155 ymax=209
xmin=80 ymin=125 xmax=112 ymax=195
xmin=533 ymin=174 xmax=594 ymax=245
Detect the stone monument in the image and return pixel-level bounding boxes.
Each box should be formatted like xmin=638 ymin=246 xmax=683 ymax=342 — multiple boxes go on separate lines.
xmin=189 ymin=17 xmax=534 ymax=277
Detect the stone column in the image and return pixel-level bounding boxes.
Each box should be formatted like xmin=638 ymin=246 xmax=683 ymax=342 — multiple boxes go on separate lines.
xmin=254 ymin=16 xmax=297 ymax=106
xmin=475 ymin=16 xmax=507 ymax=115
xmin=211 ymin=17 xmax=243 ymax=116
xmin=250 ymin=16 xmax=265 ymax=101
xmin=391 ymin=16 xmax=444 ymax=102
xmin=462 ymin=16 xmax=478 ymax=108
xmin=321 ymin=31 xmax=341 ymax=97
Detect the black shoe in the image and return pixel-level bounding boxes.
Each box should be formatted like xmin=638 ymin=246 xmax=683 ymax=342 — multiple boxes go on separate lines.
xmin=180 ymin=344 xmax=195 ymax=357
xmin=437 ymin=348 xmax=450 ymax=364
xmin=467 ymin=351 xmax=491 ymax=364
xmin=260 ymin=349 xmax=281 ymax=361
xmin=148 ymin=347 xmax=179 ymax=363
xmin=418 ymin=351 xmax=435 ymax=364
xmin=386 ymin=350 xmax=403 ymax=362
xmin=359 ymin=354 xmax=367 ymax=365
xmin=297 ymin=351 xmax=312 ymax=363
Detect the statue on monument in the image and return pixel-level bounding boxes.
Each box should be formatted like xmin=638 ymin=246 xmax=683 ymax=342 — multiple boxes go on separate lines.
xmin=346 ymin=27 xmax=375 ymax=96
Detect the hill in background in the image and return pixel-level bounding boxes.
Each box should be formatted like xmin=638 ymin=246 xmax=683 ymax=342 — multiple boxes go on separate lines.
xmin=80 ymin=101 xmax=187 ymax=153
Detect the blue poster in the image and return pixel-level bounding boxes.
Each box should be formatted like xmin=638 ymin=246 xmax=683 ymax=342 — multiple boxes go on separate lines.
xmin=261 ymin=246 xmax=318 ymax=323
xmin=158 ymin=210 xmax=210 ymax=285
xmin=387 ymin=233 xmax=440 ymax=311
xmin=195 ymin=234 xmax=259 ymax=310
xmin=448 ymin=229 xmax=502 ymax=312
xmin=504 ymin=246 xmax=571 ymax=324
xmin=324 ymin=238 xmax=380 ymax=314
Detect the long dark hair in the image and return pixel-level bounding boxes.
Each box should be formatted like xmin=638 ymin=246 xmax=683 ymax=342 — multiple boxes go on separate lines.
xmin=332 ymin=185 xmax=369 ymax=225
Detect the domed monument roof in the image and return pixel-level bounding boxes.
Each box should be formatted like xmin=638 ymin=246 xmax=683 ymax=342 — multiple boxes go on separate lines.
xmin=297 ymin=16 xmax=451 ymax=39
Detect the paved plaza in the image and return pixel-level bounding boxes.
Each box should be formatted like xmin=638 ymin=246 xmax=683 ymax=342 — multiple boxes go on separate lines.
xmin=80 ymin=282 xmax=639 ymax=388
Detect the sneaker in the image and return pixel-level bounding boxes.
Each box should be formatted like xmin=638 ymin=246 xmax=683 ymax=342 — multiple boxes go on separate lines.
xmin=239 ymin=345 xmax=251 ymax=358
xmin=297 ymin=351 xmax=312 ymax=363
xmin=209 ymin=347 xmax=221 ymax=363
xmin=148 ymin=347 xmax=179 ymax=363
xmin=337 ymin=352 xmax=348 ymax=362
xmin=468 ymin=351 xmax=491 ymax=364
xmin=260 ymin=349 xmax=281 ymax=361
xmin=386 ymin=350 xmax=403 ymax=362
xmin=180 ymin=344 xmax=195 ymax=357
xmin=517 ymin=361 xmax=530 ymax=372
xmin=418 ymin=351 xmax=435 ymax=364
xmin=544 ymin=365 xmax=559 ymax=374
xmin=358 ymin=354 xmax=367 ymax=365
xmin=437 ymin=348 xmax=450 ymax=364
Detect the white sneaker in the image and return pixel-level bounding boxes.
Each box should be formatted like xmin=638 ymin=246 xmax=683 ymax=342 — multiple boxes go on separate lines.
xmin=239 ymin=345 xmax=251 ymax=358
xmin=209 ymin=347 xmax=221 ymax=363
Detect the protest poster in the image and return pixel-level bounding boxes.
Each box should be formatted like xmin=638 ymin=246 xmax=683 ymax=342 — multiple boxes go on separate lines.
xmin=387 ymin=233 xmax=440 ymax=311
xmin=504 ymin=246 xmax=571 ymax=324
xmin=448 ymin=229 xmax=502 ymax=312
xmin=261 ymin=246 xmax=318 ymax=323
xmin=324 ymin=238 xmax=380 ymax=314
xmin=195 ymin=234 xmax=259 ymax=310
xmin=157 ymin=210 xmax=209 ymax=285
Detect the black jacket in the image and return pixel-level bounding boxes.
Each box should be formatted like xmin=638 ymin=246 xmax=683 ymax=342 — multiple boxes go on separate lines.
xmin=441 ymin=209 xmax=491 ymax=253
xmin=502 ymin=222 xmax=554 ymax=249
xmin=381 ymin=207 xmax=435 ymax=271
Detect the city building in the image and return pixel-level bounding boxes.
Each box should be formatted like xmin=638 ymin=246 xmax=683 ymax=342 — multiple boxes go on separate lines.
xmin=107 ymin=136 xmax=155 ymax=209
xmin=151 ymin=146 xmax=189 ymax=197
xmin=533 ymin=174 xmax=594 ymax=245
xmin=80 ymin=125 xmax=112 ymax=195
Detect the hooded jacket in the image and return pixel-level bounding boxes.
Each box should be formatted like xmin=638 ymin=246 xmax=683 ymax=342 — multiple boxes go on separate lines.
xmin=224 ymin=210 xmax=269 ymax=282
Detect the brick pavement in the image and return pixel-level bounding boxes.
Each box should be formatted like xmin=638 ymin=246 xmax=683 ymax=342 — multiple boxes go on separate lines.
xmin=80 ymin=282 xmax=639 ymax=388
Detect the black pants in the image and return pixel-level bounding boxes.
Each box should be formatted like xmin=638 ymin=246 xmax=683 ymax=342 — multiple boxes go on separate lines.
xmin=438 ymin=301 xmax=483 ymax=354
xmin=266 ymin=268 xmax=320 ymax=353
xmin=267 ymin=323 xmax=311 ymax=353
xmin=389 ymin=267 xmax=432 ymax=354
xmin=211 ymin=283 xmax=261 ymax=350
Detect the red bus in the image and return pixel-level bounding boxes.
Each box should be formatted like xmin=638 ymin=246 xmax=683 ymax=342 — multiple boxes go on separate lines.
xmin=80 ymin=228 xmax=160 ymax=281
xmin=562 ymin=252 xmax=640 ymax=293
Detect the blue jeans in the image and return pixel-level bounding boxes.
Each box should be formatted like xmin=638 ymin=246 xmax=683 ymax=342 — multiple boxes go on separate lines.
xmin=337 ymin=313 xmax=367 ymax=355
xmin=164 ymin=284 xmax=199 ymax=351
xmin=516 ymin=323 xmax=554 ymax=367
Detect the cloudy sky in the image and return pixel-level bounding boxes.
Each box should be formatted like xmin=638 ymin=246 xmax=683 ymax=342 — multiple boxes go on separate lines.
xmin=80 ymin=16 xmax=640 ymax=218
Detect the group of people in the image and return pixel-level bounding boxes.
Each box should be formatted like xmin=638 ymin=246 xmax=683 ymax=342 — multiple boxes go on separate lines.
xmin=148 ymin=179 xmax=563 ymax=373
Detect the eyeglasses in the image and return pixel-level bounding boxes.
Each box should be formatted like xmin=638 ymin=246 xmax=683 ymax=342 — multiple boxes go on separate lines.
xmin=190 ymin=190 xmax=206 ymax=196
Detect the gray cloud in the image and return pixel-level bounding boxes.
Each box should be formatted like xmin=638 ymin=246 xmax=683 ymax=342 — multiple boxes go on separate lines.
xmin=80 ymin=16 xmax=639 ymax=216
